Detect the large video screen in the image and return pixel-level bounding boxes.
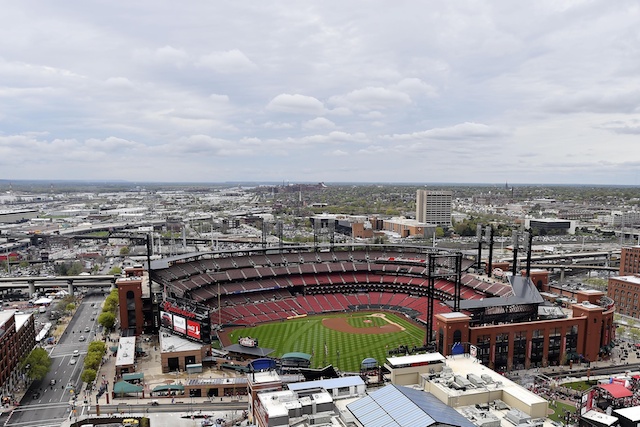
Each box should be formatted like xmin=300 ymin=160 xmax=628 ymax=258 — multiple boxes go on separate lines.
xmin=160 ymin=297 xmax=212 ymax=344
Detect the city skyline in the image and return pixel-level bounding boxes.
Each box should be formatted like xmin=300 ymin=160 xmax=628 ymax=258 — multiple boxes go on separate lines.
xmin=2 ymin=1 xmax=640 ymax=185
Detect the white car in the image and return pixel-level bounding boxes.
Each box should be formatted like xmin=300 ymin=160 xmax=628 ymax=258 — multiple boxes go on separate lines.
xmin=69 ymin=358 xmax=76 ymax=365
xmin=73 ymin=350 xmax=79 ymax=357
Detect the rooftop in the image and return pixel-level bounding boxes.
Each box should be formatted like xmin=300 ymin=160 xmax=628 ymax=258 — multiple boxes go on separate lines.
xmin=159 ymin=331 xmax=203 ymax=353
xmin=115 ymin=336 xmax=136 ymax=367
xmin=613 ymin=275 xmax=640 ymax=284
xmin=387 ymin=353 xmax=446 ymax=367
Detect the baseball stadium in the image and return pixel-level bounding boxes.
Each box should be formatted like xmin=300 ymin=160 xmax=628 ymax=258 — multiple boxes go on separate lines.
xmin=150 ymin=244 xmax=615 ymax=373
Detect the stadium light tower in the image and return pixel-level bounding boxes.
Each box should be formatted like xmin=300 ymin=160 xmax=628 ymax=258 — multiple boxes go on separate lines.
xmin=511 ymin=230 xmax=520 ymax=277
xmin=476 ymin=224 xmax=494 ymax=276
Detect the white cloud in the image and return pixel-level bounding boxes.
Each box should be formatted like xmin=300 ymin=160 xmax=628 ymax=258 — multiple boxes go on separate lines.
xmin=598 ymin=119 xmax=640 ymax=135
xmin=196 ymin=49 xmax=257 ymax=73
xmin=303 ymin=117 xmax=336 ymax=130
xmin=0 ymin=1 xmax=638 ymax=184
xmin=104 ymin=77 xmax=135 ymax=89
xmin=266 ymin=94 xmax=326 ymax=115
xmin=360 ymin=111 xmax=384 ymax=120
xmin=329 ymin=87 xmax=412 ymax=111
xmin=133 ymin=45 xmax=189 ymax=67
xmin=392 ymin=78 xmax=438 ymax=98
xmin=383 ymin=122 xmax=510 ymax=142
xmin=327 ymin=107 xmax=352 ymax=116
xmin=209 ymin=94 xmax=230 ymax=103
xmin=263 ymin=121 xmax=295 ymax=129
xmin=330 ymin=149 xmax=348 ymax=156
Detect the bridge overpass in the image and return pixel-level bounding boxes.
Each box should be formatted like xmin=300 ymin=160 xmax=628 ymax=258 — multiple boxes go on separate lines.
xmin=528 ymin=263 xmax=618 ymax=271
xmin=515 ymin=250 xmax=620 ymax=264
xmin=0 ymin=275 xmax=118 ymax=297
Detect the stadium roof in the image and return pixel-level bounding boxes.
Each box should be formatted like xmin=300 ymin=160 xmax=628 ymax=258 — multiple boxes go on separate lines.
xmin=347 ymin=384 xmax=476 ymax=427
xmin=450 ymin=275 xmax=544 ymax=310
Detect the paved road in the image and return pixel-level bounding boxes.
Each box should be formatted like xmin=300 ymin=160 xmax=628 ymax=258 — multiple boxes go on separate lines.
xmin=5 ymin=293 xmax=105 ymax=427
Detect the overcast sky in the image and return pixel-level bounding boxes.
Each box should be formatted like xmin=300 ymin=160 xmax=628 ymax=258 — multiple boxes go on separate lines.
xmin=1 ymin=1 xmax=639 ymax=185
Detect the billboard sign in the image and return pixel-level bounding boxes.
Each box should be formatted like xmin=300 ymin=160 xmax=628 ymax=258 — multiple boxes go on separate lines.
xmin=187 ymin=320 xmax=201 ymax=339
xmin=173 ymin=315 xmax=186 ymax=334
xmin=160 ymin=297 xmax=211 ymax=344
xmin=160 ymin=311 xmax=173 ymax=329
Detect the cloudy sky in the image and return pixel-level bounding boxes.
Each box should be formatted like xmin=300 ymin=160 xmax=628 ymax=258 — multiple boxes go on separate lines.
xmin=1 ymin=1 xmax=640 ymax=185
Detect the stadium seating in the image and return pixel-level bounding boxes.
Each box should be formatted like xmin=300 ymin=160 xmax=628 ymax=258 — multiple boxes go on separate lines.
xmin=154 ymin=248 xmax=503 ymax=328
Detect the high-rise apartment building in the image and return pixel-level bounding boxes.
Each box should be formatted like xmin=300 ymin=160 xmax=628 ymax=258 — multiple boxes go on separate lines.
xmin=416 ymin=190 xmax=452 ymax=226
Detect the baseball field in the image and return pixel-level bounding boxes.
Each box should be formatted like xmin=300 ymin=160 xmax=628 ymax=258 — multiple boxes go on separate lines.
xmin=219 ymin=312 xmax=427 ymax=373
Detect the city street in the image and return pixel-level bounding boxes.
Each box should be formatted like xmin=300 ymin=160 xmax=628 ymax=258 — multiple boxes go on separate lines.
xmin=4 ymin=293 xmax=104 ymax=427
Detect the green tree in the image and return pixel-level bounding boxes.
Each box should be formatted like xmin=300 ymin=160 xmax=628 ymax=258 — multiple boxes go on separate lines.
xmin=108 ymin=266 xmax=122 ymax=275
xmin=81 ymin=368 xmax=97 ymax=384
xmin=65 ymin=302 xmax=76 ymax=312
xmin=435 ymin=227 xmax=445 ymax=238
xmin=88 ymin=341 xmax=107 ymax=355
xmin=54 ymin=261 xmax=82 ymax=276
xmin=103 ymin=294 xmax=119 ymax=313
xmin=84 ymin=352 xmax=102 ymax=371
xmin=98 ymin=311 xmax=116 ymax=330
xmin=119 ymin=246 xmax=130 ymax=256
xmin=21 ymin=348 xmax=52 ymax=381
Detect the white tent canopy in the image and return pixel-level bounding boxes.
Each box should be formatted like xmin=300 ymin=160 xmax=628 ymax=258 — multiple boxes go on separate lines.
xmin=33 ymin=297 xmax=53 ymax=305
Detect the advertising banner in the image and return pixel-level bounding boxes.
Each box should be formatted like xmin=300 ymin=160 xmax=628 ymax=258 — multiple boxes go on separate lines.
xmin=187 ymin=320 xmax=201 ymax=339
xmin=173 ymin=315 xmax=186 ymax=334
xmin=160 ymin=311 xmax=173 ymax=329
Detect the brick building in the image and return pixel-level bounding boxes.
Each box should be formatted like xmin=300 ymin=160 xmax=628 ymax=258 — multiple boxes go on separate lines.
xmin=436 ymin=276 xmax=614 ymax=371
xmin=607 ymin=246 xmax=640 ymax=318
xmin=607 ymin=276 xmax=640 ymax=318
xmin=0 ymin=311 xmax=36 ymax=400
xmin=116 ymin=265 xmax=150 ymax=336
xmin=619 ymin=246 xmax=640 ymax=276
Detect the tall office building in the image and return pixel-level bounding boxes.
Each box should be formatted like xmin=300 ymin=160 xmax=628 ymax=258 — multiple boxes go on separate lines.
xmin=416 ymin=190 xmax=452 ymax=226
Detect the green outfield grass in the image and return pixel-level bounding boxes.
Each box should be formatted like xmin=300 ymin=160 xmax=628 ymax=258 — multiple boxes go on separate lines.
xmin=227 ymin=312 xmax=427 ymax=372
